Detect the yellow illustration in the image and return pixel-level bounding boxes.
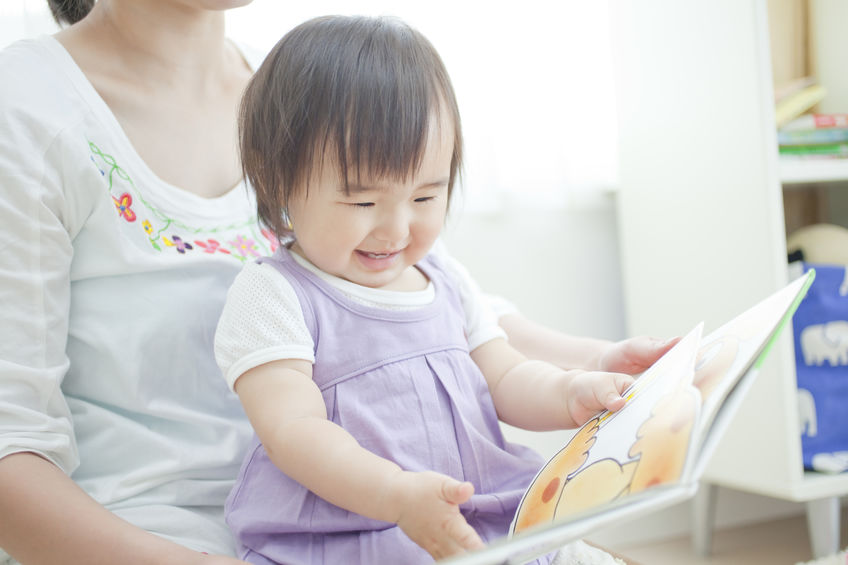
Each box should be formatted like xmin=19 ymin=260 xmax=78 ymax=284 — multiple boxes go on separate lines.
xmin=627 ymin=383 xmax=700 ymax=493
xmin=513 ymin=419 xmax=599 ymax=532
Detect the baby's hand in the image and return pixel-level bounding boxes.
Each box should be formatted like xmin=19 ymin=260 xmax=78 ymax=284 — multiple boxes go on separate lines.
xmin=598 ymin=336 xmax=679 ymax=375
xmin=566 ymin=370 xmax=634 ymax=426
xmin=388 ymin=470 xmax=484 ymax=559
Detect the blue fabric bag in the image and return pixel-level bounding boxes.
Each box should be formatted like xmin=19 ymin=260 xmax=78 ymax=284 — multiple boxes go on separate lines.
xmin=793 ymin=262 xmax=848 ymax=472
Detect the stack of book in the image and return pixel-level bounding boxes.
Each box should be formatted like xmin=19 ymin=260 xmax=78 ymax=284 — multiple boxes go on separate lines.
xmin=774 ymin=76 xmax=848 ymax=160
xmin=778 ymin=114 xmax=848 ymax=159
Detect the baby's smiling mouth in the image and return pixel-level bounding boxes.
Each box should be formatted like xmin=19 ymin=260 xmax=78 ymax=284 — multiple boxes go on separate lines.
xmin=357 ymin=250 xmax=398 ymax=259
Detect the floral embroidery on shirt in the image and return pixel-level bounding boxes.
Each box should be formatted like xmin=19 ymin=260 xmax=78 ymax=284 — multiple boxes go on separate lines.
xmin=112 ymin=192 xmax=137 ymax=222
xmin=194 ymin=239 xmax=232 ymax=255
xmin=163 ymin=235 xmax=194 ymax=254
xmin=88 ymin=141 xmax=273 ymax=259
xmin=230 ymin=235 xmax=260 ymax=259
xmin=261 ymin=228 xmax=280 ymax=253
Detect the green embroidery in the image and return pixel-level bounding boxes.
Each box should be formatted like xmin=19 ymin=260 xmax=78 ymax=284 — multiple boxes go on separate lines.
xmin=88 ymin=141 xmax=271 ymax=258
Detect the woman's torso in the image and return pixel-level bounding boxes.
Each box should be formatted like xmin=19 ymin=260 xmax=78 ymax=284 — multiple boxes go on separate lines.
xmin=0 ymin=34 xmax=267 ymax=555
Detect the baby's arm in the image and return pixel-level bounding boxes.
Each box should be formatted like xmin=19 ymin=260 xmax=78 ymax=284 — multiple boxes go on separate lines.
xmin=234 ymin=360 xmax=484 ymax=559
xmin=471 ymin=339 xmax=634 ymax=430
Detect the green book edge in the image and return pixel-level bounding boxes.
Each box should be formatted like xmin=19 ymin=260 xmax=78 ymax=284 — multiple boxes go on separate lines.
xmin=754 ymin=268 xmax=816 ymax=370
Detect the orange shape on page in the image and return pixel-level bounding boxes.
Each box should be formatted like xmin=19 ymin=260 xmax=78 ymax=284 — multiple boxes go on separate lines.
xmin=628 ymin=384 xmax=699 ymax=493
xmin=552 ymin=458 xmax=638 ymax=520
xmin=513 ymin=418 xmax=599 ymax=533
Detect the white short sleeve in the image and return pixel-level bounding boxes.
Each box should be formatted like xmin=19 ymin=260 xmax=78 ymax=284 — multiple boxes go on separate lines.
xmin=435 ymin=250 xmax=508 ymax=352
xmin=214 ymin=262 xmax=315 ymax=390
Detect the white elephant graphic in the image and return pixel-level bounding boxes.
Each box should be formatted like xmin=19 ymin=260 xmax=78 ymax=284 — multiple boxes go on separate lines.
xmin=797 ymin=388 xmax=817 ymax=437
xmin=800 ymin=320 xmax=848 ymax=366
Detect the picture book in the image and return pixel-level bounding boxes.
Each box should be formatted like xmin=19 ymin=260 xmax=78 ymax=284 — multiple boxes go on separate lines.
xmin=440 ymin=270 xmax=815 ymax=565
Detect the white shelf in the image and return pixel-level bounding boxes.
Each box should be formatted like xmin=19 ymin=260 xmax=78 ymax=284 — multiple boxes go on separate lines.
xmin=780 ymin=156 xmax=848 ymax=185
xmin=713 ymin=469 xmax=848 ymax=502
xmin=612 ymin=1 xmax=847 ymax=557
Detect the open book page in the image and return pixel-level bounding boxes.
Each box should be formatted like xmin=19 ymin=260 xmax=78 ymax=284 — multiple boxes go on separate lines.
xmin=689 ymin=270 xmax=815 ymax=478
xmin=439 ymin=271 xmax=815 ymax=565
xmin=510 ymin=323 xmax=704 ymax=536
xmin=695 ymin=271 xmax=816 ymax=437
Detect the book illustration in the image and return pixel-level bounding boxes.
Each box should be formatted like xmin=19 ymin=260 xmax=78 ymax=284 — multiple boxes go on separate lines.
xmin=508 ymin=271 xmax=815 ymax=538
xmin=511 ymin=325 xmax=703 ymax=535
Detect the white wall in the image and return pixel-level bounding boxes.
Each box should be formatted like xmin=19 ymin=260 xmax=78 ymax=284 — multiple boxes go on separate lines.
xmin=443 ymin=195 xmax=627 ymax=462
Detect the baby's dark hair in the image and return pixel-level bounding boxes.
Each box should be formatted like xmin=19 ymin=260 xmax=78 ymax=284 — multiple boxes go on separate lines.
xmin=240 ymin=15 xmax=463 ymax=243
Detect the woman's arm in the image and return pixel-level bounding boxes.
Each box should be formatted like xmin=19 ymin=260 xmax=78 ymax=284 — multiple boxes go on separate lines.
xmin=0 ymin=453 xmax=244 ymax=565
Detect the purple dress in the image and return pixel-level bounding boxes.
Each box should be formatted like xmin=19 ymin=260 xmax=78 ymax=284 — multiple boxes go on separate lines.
xmin=226 ymin=248 xmax=551 ymax=564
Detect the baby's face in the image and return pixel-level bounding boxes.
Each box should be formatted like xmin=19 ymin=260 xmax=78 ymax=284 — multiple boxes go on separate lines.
xmin=287 ymin=115 xmax=453 ymax=290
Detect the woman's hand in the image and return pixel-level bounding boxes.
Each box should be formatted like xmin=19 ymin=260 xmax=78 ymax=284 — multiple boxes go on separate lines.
xmin=597 ymin=336 xmax=680 ymax=375
xmin=388 ymin=471 xmax=484 ymax=559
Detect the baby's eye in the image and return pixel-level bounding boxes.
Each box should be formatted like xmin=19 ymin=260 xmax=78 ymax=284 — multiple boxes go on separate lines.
xmin=414 ymin=196 xmax=436 ymax=203
xmin=352 ymin=202 xmax=374 ymax=208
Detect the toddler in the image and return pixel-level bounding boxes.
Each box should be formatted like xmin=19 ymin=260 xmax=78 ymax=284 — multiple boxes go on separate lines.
xmin=215 ymin=15 xmax=635 ymax=565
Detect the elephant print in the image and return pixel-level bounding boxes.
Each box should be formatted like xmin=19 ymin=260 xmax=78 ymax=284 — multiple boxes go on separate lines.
xmin=800 ymin=321 xmax=848 ymax=366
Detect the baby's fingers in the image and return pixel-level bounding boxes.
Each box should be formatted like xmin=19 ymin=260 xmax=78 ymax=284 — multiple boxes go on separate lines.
xmin=433 ymin=514 xmax=485 ymax=559
xmin=599 ymin=373 xmax=634 ymax=412
xmin=441 ymin=479 xmax=475 ymax=505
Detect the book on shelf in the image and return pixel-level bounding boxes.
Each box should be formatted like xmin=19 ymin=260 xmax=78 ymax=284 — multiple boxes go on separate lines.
xmin=779 ymin=143 xmax=848 ymax=157
xmin=782 ymin=113 xmax=848 ymax=131
xmin=778 ymin=128 xmax=848 ymax=146
xmin=440 ymin=271 xmax=815 ymax=565
xmin=774 ymin=85 xmax=827 ymax=129
xmin=774 ymin=76 xmax=818 ymax=104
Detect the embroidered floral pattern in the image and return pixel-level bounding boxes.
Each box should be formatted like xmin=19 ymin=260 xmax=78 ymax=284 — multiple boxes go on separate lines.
xmin=230 ymin=235 xmax=260 ymax=259
xmin=194 ymin=239 xmax=231 ymax=255
xmin=163 ymin=235 xmax=194 ymax=254
xmin=88 ymin=141 xmax=273 ymax=260
xmin=261 ymin=228 xmax=280 ymax=253
xmin=112 ymin=192 xmax=137 ymax=222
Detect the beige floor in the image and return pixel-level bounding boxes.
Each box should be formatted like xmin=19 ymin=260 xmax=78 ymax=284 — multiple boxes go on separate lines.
xmin=604 ymin=508 xmax=848 ymax=565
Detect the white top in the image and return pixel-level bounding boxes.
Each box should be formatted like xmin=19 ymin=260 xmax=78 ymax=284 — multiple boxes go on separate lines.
xmin=0 ymin=34 xmax=516 ymax=558
xmin=0 ymin=35 xmax=268 ymax=556
xmin=214 ymin=247 xmax=507 ymax=391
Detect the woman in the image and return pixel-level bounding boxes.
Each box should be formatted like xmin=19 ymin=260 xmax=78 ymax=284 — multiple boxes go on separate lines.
xmin=0 ymin=1 xmax=671 ymax=563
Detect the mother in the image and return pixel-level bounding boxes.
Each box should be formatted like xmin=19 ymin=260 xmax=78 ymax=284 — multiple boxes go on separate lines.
xmin=0 ymin=1 xmax=671 ymax=563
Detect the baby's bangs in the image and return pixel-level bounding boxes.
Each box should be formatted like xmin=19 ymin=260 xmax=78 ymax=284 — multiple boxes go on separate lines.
xmin=318 ymin=17 xmax=455 ymax=190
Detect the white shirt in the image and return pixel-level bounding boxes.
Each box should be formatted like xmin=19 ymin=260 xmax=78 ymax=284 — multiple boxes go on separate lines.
xmin=214 ymin=247 xmax=507 ymax=391
xmin=0 ymin=35 xmax=265 ymax=556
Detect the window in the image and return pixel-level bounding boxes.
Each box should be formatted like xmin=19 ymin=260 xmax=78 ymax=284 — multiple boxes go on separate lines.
xmin=228 ymin=1 xmax=619 ymax=211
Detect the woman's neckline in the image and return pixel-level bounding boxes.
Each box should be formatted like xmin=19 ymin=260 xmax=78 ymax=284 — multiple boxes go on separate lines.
xmin=43 ymin=34 xmax=257 ymax=208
